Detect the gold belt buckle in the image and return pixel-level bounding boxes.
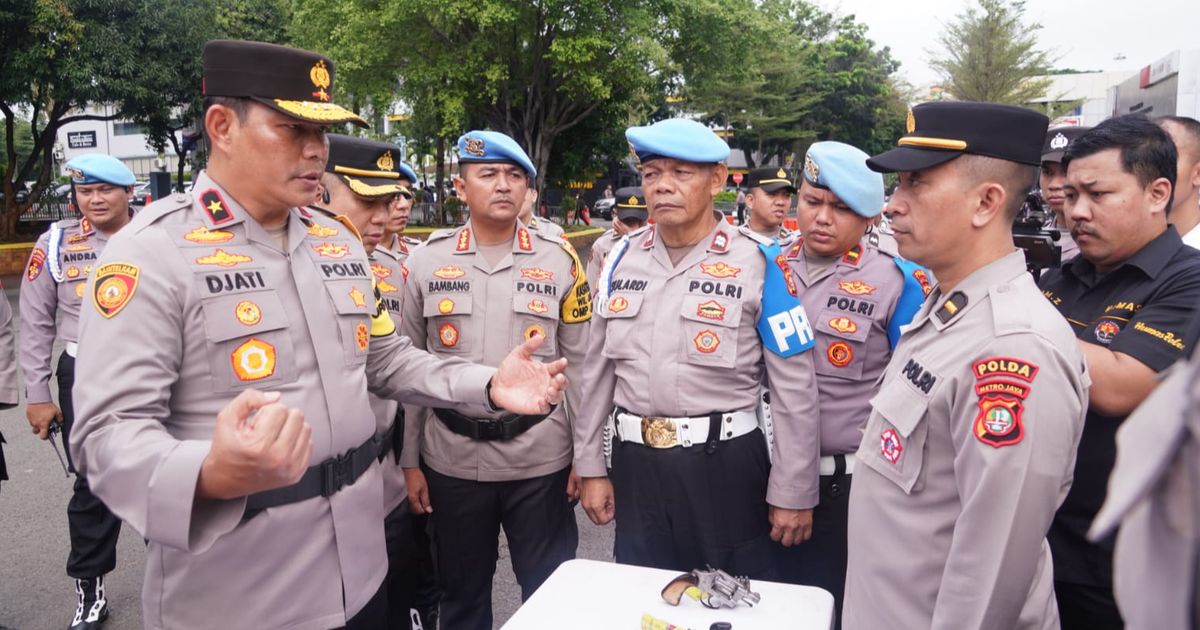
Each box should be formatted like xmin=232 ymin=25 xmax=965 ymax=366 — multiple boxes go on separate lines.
xmin=641 ymin=417 xmax=678 ymax=448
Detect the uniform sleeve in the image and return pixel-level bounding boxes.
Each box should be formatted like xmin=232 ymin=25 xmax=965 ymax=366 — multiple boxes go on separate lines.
xmin=398 ymin=256 xmax=430 ymax=469
xmin=0 ymin=287 xmax=18 ymax=408
xmin=556 ymin=249 xmax=591 ymax=440
xmin=585 ymin=243 xmax=603 ymax=299
xmin=364 ymin=321 xmax=495 ymax=415
xmin=930 ymin=337 xmax=1087 ymax=630
xmin=1107 ymin=269 xmax=1200 ymax=372
xmin=71 ymin=231 xmax=247 ymax=553
xmin=573 ymin=314 xmax=616 ymax=477
xmin=18 ymin=233 xmax=58 ymax=404
xmin=762 ymin=334 xmax=822 ymax=509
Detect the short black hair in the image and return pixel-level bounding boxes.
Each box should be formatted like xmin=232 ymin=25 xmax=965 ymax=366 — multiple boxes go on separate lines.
xmin=1157 ymin=115 xmax=1200 ymax=159
xmin=1064 ymin=114 xmax=1177 ymax=213
xmin=202 ymin=96 xmax=252 ymax=152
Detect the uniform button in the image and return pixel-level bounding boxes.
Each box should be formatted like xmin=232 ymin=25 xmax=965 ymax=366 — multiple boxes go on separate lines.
xmin=725 ymin=431 xmax=732 ymax=437
xmin=725 ymin=416 xmax=732 ymax=423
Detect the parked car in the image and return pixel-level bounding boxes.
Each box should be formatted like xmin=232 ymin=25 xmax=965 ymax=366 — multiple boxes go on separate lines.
xmin=593 ymin=196 xmax=616 ymax=220
xmin=131 ymin=182 xmax=151 ymax=205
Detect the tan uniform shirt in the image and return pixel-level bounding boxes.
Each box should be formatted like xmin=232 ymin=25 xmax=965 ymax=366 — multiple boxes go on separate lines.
xmin=844 ymin=251 xmax=1089 ymax=630
xmin=19 ymin=218 xmax=107 ymax=403
xmin=0 ymin=288 xmax=16 ymax=407
xmin=1090 ymin=358 xmax=1200 ymax=630
xmin=574 ymin=221 xmax=823 ymax=509
xmin=383 ymin=233 xmax=422 ymax=263
xmin=586 ymin=229 xmax=621 ymax=297
xmin=787 ymin=238 xmax=927 ymax=455
xmin=70 ymin=171 xmax=495 ymax=629
xmin=369 ymin=245 xmax=408 ymax=513
xmin=400 ymin=221 xmax=590 ymax=481
xmin=528 ymin=215 xmax=566 ymax=239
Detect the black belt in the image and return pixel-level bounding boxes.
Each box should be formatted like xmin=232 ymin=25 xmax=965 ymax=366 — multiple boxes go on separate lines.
xmin=242 ymin=420 xmax=398 ymax=523
xmin=432 ymin=406 xmax=552 ymax=441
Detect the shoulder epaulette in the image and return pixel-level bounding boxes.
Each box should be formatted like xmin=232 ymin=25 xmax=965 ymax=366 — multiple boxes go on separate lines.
xmin=736 ymin=225 xmax=773 ymax=246
xmin=373 ymin=246 xmax=400 ymax=262
xmin=426 ymin=227 xmax=457 ymax=242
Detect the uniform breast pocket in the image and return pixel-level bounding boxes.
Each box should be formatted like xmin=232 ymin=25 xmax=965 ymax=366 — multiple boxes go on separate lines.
xmin=511 ymin=295 xmax=560 ymax=358
xmin=814 ymin=312 xmax=872 ymax=380
xmin=679 ymin=294 xmax=742 ymax=369
xmin=600 ymin=292 xmax=646 ymax=360
xmin=200 ymin=290 xmax=298 ymax=392
xmin=860 ymin=376 xmax=931 ymax=494
xmin=64 ymin=275 xmax=89 ymax=303
xmin=424 ymin=293 xmax=473 ymax=355
xmin=323 ymin=279 xmax=376 ymax=366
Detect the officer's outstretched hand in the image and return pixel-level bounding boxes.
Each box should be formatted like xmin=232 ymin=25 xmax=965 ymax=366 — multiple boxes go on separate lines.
xmin=404 ymin=467 xmax=433 ymax=514
xmin=581 ymin=477 xmax=615 ymax=525
xmin=491 ymin=334 xmax=569 ymax=415
xmin=197 ymin=389 xmax=313 ymax=500
xmin=769 ymin=507 xmax=813 ymax=547
xmin=26 ymin=402 xmax=63 ymax=440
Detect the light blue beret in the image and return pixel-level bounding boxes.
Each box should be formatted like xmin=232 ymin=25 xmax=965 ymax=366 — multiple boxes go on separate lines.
xmin=625 ymin=118 xmax=730 ymax=164
xmin=397 ymin=162 xmax=418 ymax=184
xmin=801 ymin=141 xmax=884 ymax=218
xmin=457 ymin=130 xmax=536 ymax=179
xmin=65 ymin=154 xmax=136 ymax=187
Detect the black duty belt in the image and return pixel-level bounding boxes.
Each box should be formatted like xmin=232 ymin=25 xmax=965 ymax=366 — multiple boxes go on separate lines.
xmin=432 ymin=406 xmax=552 ymax=441
xmin=242 ymin=419 xmax=399 ymax=523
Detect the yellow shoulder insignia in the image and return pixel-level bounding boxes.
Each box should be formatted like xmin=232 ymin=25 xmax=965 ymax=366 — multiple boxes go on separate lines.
xmin=558 ymin=241 xmax=591 ymax=324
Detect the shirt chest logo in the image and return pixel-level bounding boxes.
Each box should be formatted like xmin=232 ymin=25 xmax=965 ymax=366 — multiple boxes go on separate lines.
xmin=902 ymin=358 xmax=937 ymax=394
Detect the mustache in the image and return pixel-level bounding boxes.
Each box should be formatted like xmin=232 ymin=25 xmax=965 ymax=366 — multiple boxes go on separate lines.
xmin=1071 ymin=223 xmax=1097 ymax=239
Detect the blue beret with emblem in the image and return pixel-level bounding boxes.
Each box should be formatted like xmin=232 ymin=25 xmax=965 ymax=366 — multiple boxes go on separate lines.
xmin=65 ymin=154 xmax=136 ymax=187
xmin=397 ymin=162 xmax=418 ymax=185
xmin=457 ymin=130 xmax=536 ymax=179
xmin=801 ymin=141 xmax=884 ymax=219
xmin=625 ymin=118 xmax=730 ymax=164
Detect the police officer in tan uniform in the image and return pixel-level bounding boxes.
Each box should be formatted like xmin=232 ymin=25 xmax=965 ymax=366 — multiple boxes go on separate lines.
xmin=0 ymin=287 xmax=18 ymax=490
xmin=399 ymin=130 xmax=589 ymax=630
xmin=779 ymin=141 xmax=928 ymax=625
xmin=1089 ymin=351 xmax=1200 ymax=630
xmin=520 ymin=186 xmax=566 ymax=238
xmin=1039 ymin=126 xmax=1090 ymax=264
xmin=383 ymin=161 xmax=423 ymax=260
xmin=843 ymin=102 xmax=1090 ymax=630
xmin=585 ymin=187 xmax=647 ymax=296
xmin=69 ymin=40 xmax=567 ymax=630
xmin=743 ymin=166 xmax=796 ymax=242
xmin=20 ymin=154 xmax=135 ymax=629
xmin=576 ymin=118 xmax=822 ymax=577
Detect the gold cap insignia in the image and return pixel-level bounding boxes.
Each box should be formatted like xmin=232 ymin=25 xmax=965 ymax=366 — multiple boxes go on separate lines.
xmin=776 ymin=168 xmax=787 ymax=178
xmin=310 ymin=60 xmax=331 ymax=102
xmin=464 ymin=137 xmax=485 ymax=156
xmin=1049 ymin=133 xmax=1069 ymax=150
xmin=68 ymin=168 xmax=85 ymax=181
xmin=906 ymin=109 xmax=916 ymax=134
xmin=376 ymin=151 xmax=394 ymax=171
xmin=803 ymin=155 xmax=820 ymax=182
xmin=627 ymin=195 xmax=638 ymax=205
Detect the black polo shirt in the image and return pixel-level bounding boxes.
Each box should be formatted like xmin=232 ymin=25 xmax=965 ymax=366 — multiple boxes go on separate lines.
xmin=1038 ymin=226 xmax=1200 ymax=588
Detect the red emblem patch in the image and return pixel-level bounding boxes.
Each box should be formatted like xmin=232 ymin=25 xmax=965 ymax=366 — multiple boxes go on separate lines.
xmin=880 ymin=428 xmax=903 ymax=464
xmin=974 ymin=395 xmax=1024 ymax=448
xmin=608 ymin=296 xmax=629 ymax=313
xmin=528 ymin=299 xmax=549 ymax=314
xmin=694 ymin=330 xmax=721 ymax=353
xmin=521 ymin=267 xmax=554 ymax=281
xmin=827 ymin=341 xmax=853 ymax=367
xmin=200 ymin=188 xmax=233 ymax=225
xmin=838 ymin=280 xmax=876 ymax=296
xmin=355 ymin=322 xmax=369 ymax=352
xmin=841 ymin=246 xmax=862 ymax=265
xmin=775 ymin=254 xmax=798 ymax=296
xmin=26 ymin=248 xmax=46 ymax=281
xmin=438 ymin=323 xmax=459 ymax=347
xmin=524 ymin=324 xmax=546 ymax=340
xmin=913 ymin=269 xmax=932 ymax=296
xmin=829 ymin=317 xmax=858 ymax=334
xmin=517 ymin=227 xmax=533 ymax=252
xmin=709 ymin=231 xmax=730 ymax=252
xmin=92 ymin=262 xmax=139 ymax=319
xmin=972 ymin=357 xmax=1039 ymax=383
xmin=1094 ymin=320 xmax=1120 ymax=345
xmin=456 ymin=228 xmax=472 ymax=252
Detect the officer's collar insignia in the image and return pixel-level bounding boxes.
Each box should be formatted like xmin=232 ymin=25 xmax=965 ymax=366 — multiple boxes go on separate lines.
xmin=464 ymin=137 xmax=485 ymax=157
xmin=786 ymin=237 xmax=804 ymax=260
xmin=298 ymin=206 xmax=314 ymax=219
xmin=1049 ymin=133 xmax=1069 ymax=150
xmin=200 ymin=189 xmax=234 ymax=226
xmin=641 ymin=226 xmax=656 ymax=249
xmin=395 ymin=239 xmax=409 ymax=254
xmin=913 ymin=269 xmax=932 ymax=296
xmin=935 ymin=291 xmax=968 ymax=324
xmin=376 ymin=151 xmax=394 ymax=171
xmin=709 ymin=230 xmax=730 ymax=253
xmin=516 ymin=226 xmax=533 ymax=252
xmin=183 ymin=225 xmax=235 ymax=244
xmin=456 ymin=227 xmax=472 ymax=252
xmin=307 ymin=222 xmax=339 ymax=238
xmin=841 ymin=245 xmax=862 ymax=265
xmin=906 ymin=109 xmax=917 ymax=134
xmin=309 ymin=60 xmax=331 ymax=102
xmin=803 ymin=155 xmax=820 ymax=182
xmin=79 ymin=217 xmax=94 ymax=235
xmin=776 ymin=253 xmax=798 ymax=296
xmin=776 ymin=168 xmax=787 ymax=179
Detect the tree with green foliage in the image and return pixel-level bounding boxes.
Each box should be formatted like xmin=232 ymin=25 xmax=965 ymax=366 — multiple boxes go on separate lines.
xmin=0 ymin=0 xmax=216 ymax=239
xmin=929 ymin=0 xmax=1056 ymax=104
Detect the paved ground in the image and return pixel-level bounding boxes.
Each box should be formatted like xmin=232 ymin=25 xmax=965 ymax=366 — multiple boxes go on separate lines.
xmin=0 ymin=224 xmax=617 ymax=630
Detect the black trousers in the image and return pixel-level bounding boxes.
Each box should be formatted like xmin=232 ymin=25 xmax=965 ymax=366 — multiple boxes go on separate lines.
xmin=1056 ymin=581 xmax=1124 ymax=630
xmin=424 ymin=465 xmax=577 ymax=630
xmin=610 ymin=430 xmax=776 ymax=580
xmin=58 ymin=353 xmax=122 ymax=579
xmin=341 ymin=580 xmax=389 ymax=630
xmin=776 ymin=457 xmax=852 ymax=630
xmin=408 ymin=512 xmax=440 ymax=628
xmin=383 ymin=502 xmax=416 ymax=630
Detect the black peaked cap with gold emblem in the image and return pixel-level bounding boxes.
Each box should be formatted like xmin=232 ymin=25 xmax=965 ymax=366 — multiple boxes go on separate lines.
xmin=745 ymin=166 xmax=796 ymax=193
xmin=867 ymin=101 xmax=1049 ymax=173
xmin=613 ymin=186 xmax=647 ymax=222
xmin=203 ymin=39 xmax=368 ymax=128
xmin=1041 ymin=126 xmax=1093 ymax=164
xmin=326 ymin=134 xmax=407 ymax=198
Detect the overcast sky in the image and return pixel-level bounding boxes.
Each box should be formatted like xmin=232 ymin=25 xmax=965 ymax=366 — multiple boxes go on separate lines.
xmin=823 ymin=0 xmax=1200 ymax=87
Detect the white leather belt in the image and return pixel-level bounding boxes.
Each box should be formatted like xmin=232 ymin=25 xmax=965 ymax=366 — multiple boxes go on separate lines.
xmin=615 ymin=410 xmax=758 ymax=449
xmin=65 ymin=342 xmax=79 ymax=358
xmin=819 ymin=454 xmax=856 ymax=476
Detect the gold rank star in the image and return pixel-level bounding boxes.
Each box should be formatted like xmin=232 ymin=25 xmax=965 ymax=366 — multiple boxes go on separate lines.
xmin=207 ymin=199 xmax=223 ymax=214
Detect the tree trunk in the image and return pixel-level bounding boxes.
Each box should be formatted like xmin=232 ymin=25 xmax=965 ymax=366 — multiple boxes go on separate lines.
xmin=435 ymin=135 xmax=446 ymax=225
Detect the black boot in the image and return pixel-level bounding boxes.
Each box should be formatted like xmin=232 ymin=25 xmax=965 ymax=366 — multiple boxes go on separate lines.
xmin=69 ymin=575 xmax=109 ymax=630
